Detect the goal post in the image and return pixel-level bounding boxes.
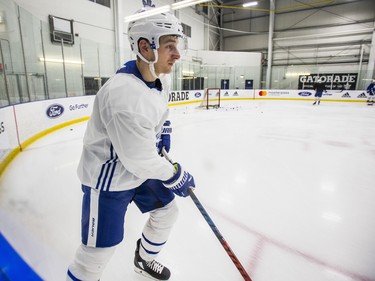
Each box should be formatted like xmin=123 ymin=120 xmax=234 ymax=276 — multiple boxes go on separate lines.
xmin=198 ymin=88 xmax=221 ymax=109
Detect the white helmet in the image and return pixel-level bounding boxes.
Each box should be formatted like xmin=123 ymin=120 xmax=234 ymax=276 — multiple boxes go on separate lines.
xmin=128 ymin=7 xmax=184 ymax=65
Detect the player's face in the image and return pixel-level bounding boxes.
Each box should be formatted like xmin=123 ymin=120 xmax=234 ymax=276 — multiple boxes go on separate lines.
xmin=155 ymin=35 xmax=181 ymax=75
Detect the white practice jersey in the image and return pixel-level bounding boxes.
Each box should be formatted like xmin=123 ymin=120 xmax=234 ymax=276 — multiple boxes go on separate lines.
xmin=77 ymin=60 xmax=175 ymax=192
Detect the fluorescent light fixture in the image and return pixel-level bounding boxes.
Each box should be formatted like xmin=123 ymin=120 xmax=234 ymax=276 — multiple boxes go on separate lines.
xmin=182 ymin=70 xmax=195 ymax=75
xmin=243 ymin=1 xmax=258 ymax=7
xmin=178 ymin=76 xmax=195 ymax=80
xmin=171 ymin=0 xmax=209 ymax=10
xmin=39 ymin=57 xmax=84 ymax=65
xmin=124 ymin=1 xmax=210 ymax=22
xmin=285 ymin=72 xmax=310 ymax=77
xmin=124 ymin=5 xmax=170 ymax=22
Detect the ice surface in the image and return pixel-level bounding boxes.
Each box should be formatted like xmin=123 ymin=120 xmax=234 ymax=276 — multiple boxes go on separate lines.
xmin=1 ymin=101 xmax=375 ymax=281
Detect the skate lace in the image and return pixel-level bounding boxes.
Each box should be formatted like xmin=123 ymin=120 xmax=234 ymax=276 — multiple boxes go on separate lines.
xmin=146 ymin=260 xmax=164 ymax=274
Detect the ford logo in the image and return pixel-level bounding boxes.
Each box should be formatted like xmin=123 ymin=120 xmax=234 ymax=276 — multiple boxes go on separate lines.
xmin=195 ymin=92 xmax=201 ymax=98
xmin=46 ymin=104 xmax=64 ymax=118
xmin=298 ymin=92 xmax=312 ymax=97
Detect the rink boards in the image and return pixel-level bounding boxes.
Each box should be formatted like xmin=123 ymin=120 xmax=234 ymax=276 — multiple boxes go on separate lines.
xmin=167 ymin=89 xmax=369 ymax=106
xmin=0 ymin=96 xmax=93 ymax=176
xmin=0 ymin=88 xmax=370 ymax=176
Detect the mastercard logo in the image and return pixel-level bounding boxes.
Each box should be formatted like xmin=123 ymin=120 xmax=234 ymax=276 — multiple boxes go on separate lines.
xmin=259 ymin=91 xmax=267 ymax=96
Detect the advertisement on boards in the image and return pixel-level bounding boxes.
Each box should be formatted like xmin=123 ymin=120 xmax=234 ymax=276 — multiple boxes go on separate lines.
xmin=298 ymin=73 xmax=358 ymax=90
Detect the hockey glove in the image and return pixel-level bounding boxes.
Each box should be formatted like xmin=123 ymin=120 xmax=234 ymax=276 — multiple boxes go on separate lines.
xmin=163 ymin=163 xmax=195 ymax=197
xmin=157 ymin=120 xmax=172 ymax=154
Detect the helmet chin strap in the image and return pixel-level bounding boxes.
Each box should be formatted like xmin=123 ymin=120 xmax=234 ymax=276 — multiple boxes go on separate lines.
xmin=148 ymin=62 xmax=158 ymax=80
xmin=139 ymin=50 xmax=159 ymax=80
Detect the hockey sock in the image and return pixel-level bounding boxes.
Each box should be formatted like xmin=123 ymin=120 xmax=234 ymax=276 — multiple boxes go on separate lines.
xmin=67 ymin=244 xmax=115 ymax=281
xmin=140 ymin=200 xmax=178 ymax=261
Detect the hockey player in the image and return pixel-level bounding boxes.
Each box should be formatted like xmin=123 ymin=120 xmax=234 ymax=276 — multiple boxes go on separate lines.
xmin=366 ymin=79 xmax=375 ymax=105
xmin=67 ymin=7 xmax=195 ymax=281
xmin=312 ymin=78 xmax=327 ymax=105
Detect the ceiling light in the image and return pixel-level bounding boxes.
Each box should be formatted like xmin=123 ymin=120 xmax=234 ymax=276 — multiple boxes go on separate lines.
xmin=285 ymin=72 xmax=310 ymax=77
xmin=171 ymin=0 xmax=209 ymax=10
xmin=39 ymin=57 xmax=84 ymax=64
xmin=243 ymin=1 xmax=258 ymax=7
xmin=182 ymin=70 xmax=195 ymax=75
xmin=124 ymin=5 xmax=170 ymax=22
xmin=124 ymin=1 xmax=210 ymax=22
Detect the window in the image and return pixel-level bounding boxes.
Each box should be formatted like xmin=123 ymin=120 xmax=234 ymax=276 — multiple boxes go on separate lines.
xmin=49 ymin=15 xmax=74 ymax=45
xmin=84 ymin=77 xmax=109 ymax=95
xmin=202 ymin=5 xmax=208 ymax=15
xmin=181 ymin=23 xmax=191 ymax=38
xmin=88 ymin=0 xmax=111 ymax=8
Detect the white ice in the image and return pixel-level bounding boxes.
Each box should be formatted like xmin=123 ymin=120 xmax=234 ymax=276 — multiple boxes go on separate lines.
xmin=1 ymin=100 xmax=375 ymax=281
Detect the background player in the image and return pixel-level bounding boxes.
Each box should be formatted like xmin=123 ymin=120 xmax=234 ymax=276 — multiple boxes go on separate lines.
xmin=366 ymin=78 xmax=375 ymax=105
xmin=313 ymin=78 xmax=327 ymax=105
xmin=67 ymin=6 xmax=195 ymax=281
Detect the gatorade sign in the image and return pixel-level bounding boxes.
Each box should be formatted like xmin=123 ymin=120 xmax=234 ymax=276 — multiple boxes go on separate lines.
xmin=298 ymin=73 xmax=358 ymax=90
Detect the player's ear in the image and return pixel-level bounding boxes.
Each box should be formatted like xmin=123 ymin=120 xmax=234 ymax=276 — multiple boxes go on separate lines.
xmin=138 ymin=39 xmax=153 ymax=60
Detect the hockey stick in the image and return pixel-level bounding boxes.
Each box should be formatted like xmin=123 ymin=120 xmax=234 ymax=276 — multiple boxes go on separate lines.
xmin=161 ymin=148 xmax=253 ymax=281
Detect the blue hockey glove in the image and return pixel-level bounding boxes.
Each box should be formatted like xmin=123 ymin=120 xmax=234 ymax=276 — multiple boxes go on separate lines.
xmin=163 ymin=163 xmax=195 ymax=197
xmin=157 ymin=120 xmax=172 ymax=154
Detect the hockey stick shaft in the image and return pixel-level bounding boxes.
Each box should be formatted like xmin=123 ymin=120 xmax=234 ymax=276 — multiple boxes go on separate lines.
xmin=161 ymin=148 xmax=252 ymax=281
xmin=187 ymin=189 xmax=252 ymax=281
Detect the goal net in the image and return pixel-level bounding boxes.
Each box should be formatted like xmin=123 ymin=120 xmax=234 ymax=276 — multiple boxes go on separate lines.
xmin=198 ymin=88 xmax=221 ymax=109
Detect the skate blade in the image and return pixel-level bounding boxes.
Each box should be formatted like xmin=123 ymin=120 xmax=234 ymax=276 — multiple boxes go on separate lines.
xmin=134 ymin=267 xmax=162 ymax=281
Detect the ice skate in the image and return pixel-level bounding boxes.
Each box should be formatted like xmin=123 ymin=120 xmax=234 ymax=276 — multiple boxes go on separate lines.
xmin=313 ymin=101 xmax=316 ymax=105
xmin=134 ymin=239 xmax=171 ymax=280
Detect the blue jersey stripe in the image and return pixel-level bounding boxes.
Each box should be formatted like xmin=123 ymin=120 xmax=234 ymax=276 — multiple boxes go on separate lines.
xmin=100 ymin=145 xmax=118 ymax=191
xmin=101 ymin=161 xmax=112 ymax=191
xmin=96 ymin=144 xmax=118 ymax=191
xmin=106 ymin=156 xmax=118 ymax=191
xmin=95 ymin=160 xmax=107 ymax=190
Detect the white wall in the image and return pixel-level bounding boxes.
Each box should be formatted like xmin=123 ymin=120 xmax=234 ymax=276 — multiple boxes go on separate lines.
xmin=13 ymin=0 xmax=115 ymax=46
xmin=197 ymin=50 xmax=261 ymax=67
xmin=13 ymin=0 xmax=208 ymax=62
xmin=179 ymin=9 xmax=205 ymax=51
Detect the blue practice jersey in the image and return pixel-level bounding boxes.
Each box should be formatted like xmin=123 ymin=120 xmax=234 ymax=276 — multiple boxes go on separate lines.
xmin=367 ymin=82 xmax=375 ymax=95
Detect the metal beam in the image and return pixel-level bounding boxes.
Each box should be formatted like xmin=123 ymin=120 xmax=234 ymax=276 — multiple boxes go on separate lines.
xmin=222 ymin=19 xmax=375 ymax=39
xmin=225 ymin=39 xmax=372 ymax=53
xmin=265 ymin=0 xmax=274 ymax=89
